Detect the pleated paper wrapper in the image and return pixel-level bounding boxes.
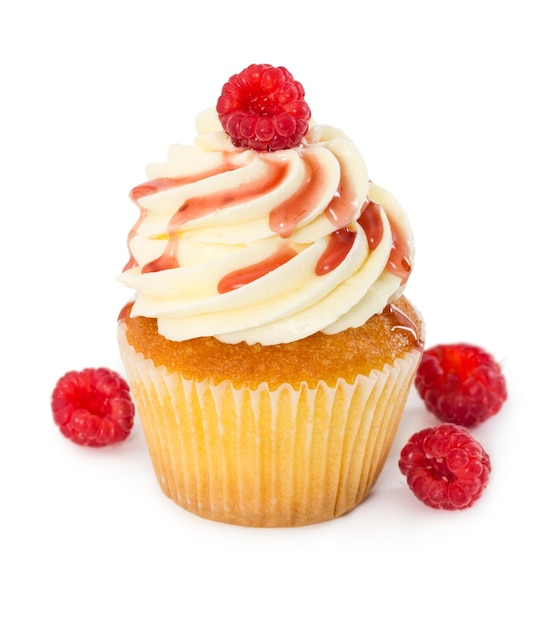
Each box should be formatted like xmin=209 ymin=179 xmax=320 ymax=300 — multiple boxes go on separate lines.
xmin=118 ymin=324 xmax=421 ymax=527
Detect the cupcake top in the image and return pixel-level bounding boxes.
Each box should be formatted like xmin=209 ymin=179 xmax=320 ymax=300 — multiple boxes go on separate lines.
xmin=119 ymin=64 xmax=414 ymax=346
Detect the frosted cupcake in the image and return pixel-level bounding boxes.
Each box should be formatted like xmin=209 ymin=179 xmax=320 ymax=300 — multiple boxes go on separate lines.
xmin=118 ymin=64 xmax=423 ymax=526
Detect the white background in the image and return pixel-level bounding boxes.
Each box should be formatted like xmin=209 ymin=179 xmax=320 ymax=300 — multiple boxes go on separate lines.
xmin=2 ymin=1 xmax=558 ymax=624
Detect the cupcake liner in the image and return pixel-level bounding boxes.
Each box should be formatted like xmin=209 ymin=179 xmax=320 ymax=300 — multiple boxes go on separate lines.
xmin=118 ymin=324 xmax=421 ymax=527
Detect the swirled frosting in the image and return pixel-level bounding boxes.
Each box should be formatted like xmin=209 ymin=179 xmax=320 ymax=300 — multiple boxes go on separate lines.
xmin=119 ymin=107 xmax=414 ymax=345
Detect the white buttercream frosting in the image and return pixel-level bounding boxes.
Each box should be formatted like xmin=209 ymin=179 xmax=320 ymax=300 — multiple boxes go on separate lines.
xmin=119 ymin=107 xmax=414 ymax=345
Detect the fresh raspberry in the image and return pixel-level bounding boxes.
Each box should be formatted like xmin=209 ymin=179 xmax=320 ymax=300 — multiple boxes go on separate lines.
xmin=399 ymin=424 xmax=491 ymax=510
xmin=51 ymin=368 xmax=134 ymax=447
xmin=415 ymin=343 xmax=507 ymax=427
xmin=216 ymin=63 xmax=311 ymax=151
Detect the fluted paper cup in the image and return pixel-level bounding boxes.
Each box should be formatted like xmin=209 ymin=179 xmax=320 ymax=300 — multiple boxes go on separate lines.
xmin=118 ymin=324 xmax=421 ymax=527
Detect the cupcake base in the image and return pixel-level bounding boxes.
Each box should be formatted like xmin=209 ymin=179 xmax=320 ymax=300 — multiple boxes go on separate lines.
xmin=118 ymin=314 xmax=422 ymax=526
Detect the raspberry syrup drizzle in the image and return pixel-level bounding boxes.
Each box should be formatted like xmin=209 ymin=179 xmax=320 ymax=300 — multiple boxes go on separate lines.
xmin=123 ymin=166 xmax=237 ymax=271
xmin=124 ymin=151 xmax=411 ymax=297
xmin=358 ymin=200 xmax=412 ymax=283
xmin=268 ymin=153 xmax=326 ymax=237
xmin=217 ymin=245 xmax=297 ymax=293
xmin=137 ymin=158 xmax=289 ymax=274
xmin=325 ymin=184 xmax=362 ymax=230
xmin=386 ymin=303 xmax=423 ymax=347
xmin=315 ymin=228 xmax=356 ymax=276
xmin=268 ymin=151 xmax=358 ymax=238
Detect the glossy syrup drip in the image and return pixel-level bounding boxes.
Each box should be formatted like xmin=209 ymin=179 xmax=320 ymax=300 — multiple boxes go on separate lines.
xmin=123 ymin=150 xmax=412 ymax=303
xmin=358 ymin=200 xmax=412 ymax=283
xmin=324 ymin=184 xmax=362 ymax=229
xmin=268 ymin=152 xmax=326 ymax=237
xmin=315 ymin=228 xmax=356 ymax=276
xmin=123 ymin=164 xmax=240 ymax=272
xmin=387 ymin=218 xmax=412 ymax=283
xmin=140 ymin=158 xmax=289 ymax=274
xmin=269 ymin=151 xmax=360 ymax=237
xmin=142 ymin=243 xmax=180 ymax=274
xmin=130 ymin=176 xmax=204 ymax=202
xmin=357 ymin=200 xmax=383 ymax=250
xmin=386 ymin=302 xmax=423 ymax=348
xmin=217 ymin=245 xmax=297 ymax=293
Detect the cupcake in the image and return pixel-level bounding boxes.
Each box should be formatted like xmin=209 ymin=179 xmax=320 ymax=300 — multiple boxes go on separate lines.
xmin=117 ymin=64 xmax=423 ymax=527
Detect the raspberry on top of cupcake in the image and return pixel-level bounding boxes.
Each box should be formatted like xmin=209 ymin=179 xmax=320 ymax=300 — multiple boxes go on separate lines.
xmin=119 ymin=63 xmax=416 ymax=347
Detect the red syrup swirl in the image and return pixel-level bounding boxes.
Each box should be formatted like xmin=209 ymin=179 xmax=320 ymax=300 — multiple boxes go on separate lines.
xmin=268 ymin=150 xmax=358 ymax=237
xmin=137 ymin=158 xmax=289 ymax=274
xmin=123 ymin=147 xmax=412 ymax=309
xmin=386 ymin=302 xmax=423 ymax=348
xmin=324 ymin=184 xmax=362 ymax=230
xmin=315 ymin=227 xmax=356 ymax=276
xmin=357 ymin=200 xmax=412 ymax=283
xmin=217 ymin=245 xmax=297 ymax=293
xmin=357 ymin=200 xmax=383 ymax=250
xmin=268 ymin=152 xmax=326 ymax=238
xmin=123 ymin=174 xmax=231 ymax=272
